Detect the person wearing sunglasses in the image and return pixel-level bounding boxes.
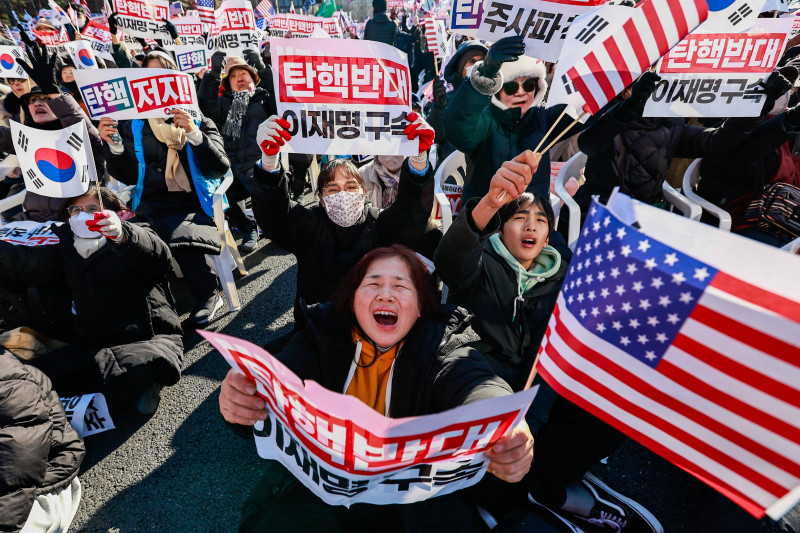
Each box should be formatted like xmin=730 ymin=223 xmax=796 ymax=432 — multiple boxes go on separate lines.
xmin=445 ymin=35 xmax=583 ymax=205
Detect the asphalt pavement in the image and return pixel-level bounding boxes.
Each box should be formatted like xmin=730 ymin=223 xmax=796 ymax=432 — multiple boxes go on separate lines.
xmin=68 ymin=226 xmax=758 ymax=533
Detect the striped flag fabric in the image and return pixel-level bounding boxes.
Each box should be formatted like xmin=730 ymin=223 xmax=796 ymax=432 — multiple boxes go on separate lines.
xmin=256 ymin=0 xmax=275 ymax=17
xmin=424 ymin=14 xmax=438 ymax=54
xmin=196 ymin=0 xmax=216 ymax=26
xmin=565 ymin=0 xmax=709 ymax=114
xmin=537 ymin=194 xmax=800 ymax=520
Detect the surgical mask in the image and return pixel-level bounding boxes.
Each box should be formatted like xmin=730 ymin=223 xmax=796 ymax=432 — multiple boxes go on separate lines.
xmin=377 ymin=155 xmax=405 ymax=174
xmin=68 ymin=211 xmax=102 ymax=239
xmin=322 ymin=190 xmax=365 ymax=227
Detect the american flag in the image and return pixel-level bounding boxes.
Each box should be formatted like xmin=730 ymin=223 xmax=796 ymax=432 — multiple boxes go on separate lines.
xmin=424 ymin=15 xmax=439 ymax=55
xmin=256 ymin=0 xmax=275 ymax=17
xmin=196 ymin=0 xmax=216 ymax=26
xmin=538 ymin=197 xmax=800 ymax=520
xmin=566 ymin=0 xmax=708 ymax=114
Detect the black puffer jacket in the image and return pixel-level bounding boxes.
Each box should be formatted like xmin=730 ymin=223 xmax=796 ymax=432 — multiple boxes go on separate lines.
xmin=576 ymin=99 xmax=756 ymax=206
xmin=0 ymin=349 xmax=85 ymax=532
xmin=364 ymin=12 xmax=398 ymax=47
xmin=434 ymin=199 xmax=571 ymax=392
xmin=197 ymin=80 xmax=276 ymax=192
xmin=0 ymin=222 xmax=183 ymax=376
xmin=251 ymin=160 xmax=438 ymax=323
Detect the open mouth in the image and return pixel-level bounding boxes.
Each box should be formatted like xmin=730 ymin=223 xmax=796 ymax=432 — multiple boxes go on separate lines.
xmin=521 ymin=237 xmax=537 ymax=248
xmin=373 ymin=310 xmax=398 ymax=330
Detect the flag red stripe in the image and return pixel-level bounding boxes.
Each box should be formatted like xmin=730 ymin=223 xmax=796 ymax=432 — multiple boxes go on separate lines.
xmin=603 ymin=37 xmax=633 ymax=89
xmin=666 ymin=0 xmax=688 ymax=41
xmin=550 ymin=312 xmax=800 ymax=479
xmin=583 ymin=52 xmax=617 ymax=103
xmin=641 ymin=0 xmax=669 ymax=56
xmin=538 ymin=360 xmax=770 ymax=519
xmin=567 ymin=65 xmax=600 ymax=115
xmin=622 ymin=18 xmax=649 ymax=72
xmin=711 ymin=271 xmax=800 ymax=325
xmin=672 ymin=333 xmax=800 ymax=407
xmin=691 ymin=304 xmax=800 ymax=367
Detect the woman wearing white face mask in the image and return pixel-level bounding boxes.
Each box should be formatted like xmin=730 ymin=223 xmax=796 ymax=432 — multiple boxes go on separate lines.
xmin=251 ymin=113 xmax=437 ymax=330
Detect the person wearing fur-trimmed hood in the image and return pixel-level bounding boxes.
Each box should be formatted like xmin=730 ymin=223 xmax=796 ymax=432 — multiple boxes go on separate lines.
xmin=444 ymin=35 xmax=583 ymax=203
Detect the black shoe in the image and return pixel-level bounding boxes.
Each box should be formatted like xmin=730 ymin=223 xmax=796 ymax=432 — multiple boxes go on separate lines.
xmin=190 ymin=292 xmax=223 ymax=325
xmin=239 ymin=226 xmax=259 ymax=254
xmin=135 ymin=383 xmax=163 ymax=415
xmin=564 ymin=474 xmax=664 ymax=533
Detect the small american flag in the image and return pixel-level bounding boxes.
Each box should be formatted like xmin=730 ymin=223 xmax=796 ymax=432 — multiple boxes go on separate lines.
xmin=424 ymin=15 xmax=438 ymax=55
xmin=538 ymin=196 xmax=800 ymax=520
xmin=196 ymin=0 xmax=216 ymax=26
xmin=256 ymin=0 xmax=275 ymax=17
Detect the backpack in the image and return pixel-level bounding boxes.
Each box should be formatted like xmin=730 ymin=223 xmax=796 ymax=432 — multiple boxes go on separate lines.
xmin=744 ymin=182 xmax=800 ymax=239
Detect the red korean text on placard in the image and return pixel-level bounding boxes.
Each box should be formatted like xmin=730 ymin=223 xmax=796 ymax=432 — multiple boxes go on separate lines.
xmin=216 ymin=8 xmax=255 ymax=31
xmin=279 ymin=55 xmax=410 ymax=106
xmin=662 ymin=33 xmax=786 ymax=74
xmin=129 ymin=74 xmax=194 ymax=112
xmin=115 ymin=0 xmax=152 ymax=18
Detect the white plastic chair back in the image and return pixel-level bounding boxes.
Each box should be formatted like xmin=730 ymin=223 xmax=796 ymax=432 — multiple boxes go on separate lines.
xmin=681 ymin=159 xmax=732 ymax=231
xmin=661 ymin=180 xmax=701 ymax=220
xmin=554 ymin=152 xmax=587 ymax=251
xmin=433 ymin=151 xmax=466 ymax=233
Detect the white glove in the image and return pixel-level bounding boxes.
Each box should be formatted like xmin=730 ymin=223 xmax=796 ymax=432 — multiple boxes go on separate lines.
xmin=87 ymin=210 xmax=125 ymax=241
xmin=257 ymin=115 xmax=292 ymax=168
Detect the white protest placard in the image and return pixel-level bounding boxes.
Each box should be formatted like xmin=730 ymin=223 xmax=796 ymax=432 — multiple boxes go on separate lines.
xmin=172 ymin=45 xmax=209 ymax=73
xmin=206 ymin=0 xmax=259 ymax=58
xmin=81 ymin=19 xmax=114 ymax=61
xmin=449 ymin=0 xmax=483 ymax=36
xmin=172 ymin=15 xmax=206 ymax=47
xmin=61 ymin=40 xmax=100 ymax=69
xmin=60 ymin=393 xmax=115 ymax=438
xmin=121 ymin=32 xmax=145 ymax=56
xmin=0 ymin=45 xmax=28 ymax=78
xmin=0 ymin=221 xmax=61 ymax=246
xmin=201 ymin=330 xmax=537 ymax=507
xmin=73 ymin=68 xmax=201 ymax=120
xmin=475 ymin=0 xmax=607 ymax=63
xmin=271 ymin=38 xmax=418 ymax=156
xmin=113 ymin=0 xmax=172 ymax=40
xmin=32 ymin=28 xmax=70 ymax=48
xmin=268 ymin=14 xmax=343 ymax=38
xmin=10 ymin=121 xmax=96 ymax=198
xmin=644 ymin=18 xmax=793 ymax=118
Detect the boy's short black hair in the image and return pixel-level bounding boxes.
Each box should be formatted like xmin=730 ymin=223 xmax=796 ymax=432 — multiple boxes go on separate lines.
xmin=498 ymin=192 xmax=555 ymax=234
xmin=373 ymin=0 xmax=387 ymax=12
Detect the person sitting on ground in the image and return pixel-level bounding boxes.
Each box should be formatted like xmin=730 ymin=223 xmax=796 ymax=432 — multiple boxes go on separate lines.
xmin=251 ymin=113 xmax=439 ymax=332
xmin=0 ymin=185 xmax=184 ymax=416
xmin=98 ymin=51 xmax=231 ymax=325
xmin=433 ymin=152 xmax=664 ymax=532
xmin=219 ymin=244 xmax=533 ymax=533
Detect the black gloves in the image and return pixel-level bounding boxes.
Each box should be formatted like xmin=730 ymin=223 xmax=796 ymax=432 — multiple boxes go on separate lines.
xmin=481 ymin=35 xmax=525 ymax=79
xmin=162 ymin=18 xmax=179 ymax=40
xmin=17 ymin=43 xmax=60 ymax=94
xmin=243 ymin=48 xmax=267 ymax=77
xmin=16 ymin=24 xmax=34 ymax=47
xmin=108 ymin=12 xmax=118 ymax=35
xmin=210 ymin=50 xmax=226 ymax=76
xmin=432 ymin=76 xmax=447 ymax=108
xmin=760 ymin=67 xmax=795 ymax=117
xmin=617 ymin=71 xmax=660 ymax=122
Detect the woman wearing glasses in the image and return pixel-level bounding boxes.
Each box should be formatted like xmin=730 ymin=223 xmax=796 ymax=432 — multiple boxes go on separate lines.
xmin=444 ymin=35 xmax=582 ymax=203
xmin=0 ymin=186 xmax=184 ymax=416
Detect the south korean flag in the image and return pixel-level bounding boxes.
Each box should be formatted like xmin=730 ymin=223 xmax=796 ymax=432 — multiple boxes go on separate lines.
xmin=62 ymin=40 xmax=100 ymax=70
xmin=0 ymin=46 xmax=28 ymax=79
xmin=10 ymin=120 xmax=97 ymax=198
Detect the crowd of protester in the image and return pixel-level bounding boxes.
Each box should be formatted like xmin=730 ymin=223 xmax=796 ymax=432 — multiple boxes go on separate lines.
xmin=1 ymin=1 xmax=799 ymax=532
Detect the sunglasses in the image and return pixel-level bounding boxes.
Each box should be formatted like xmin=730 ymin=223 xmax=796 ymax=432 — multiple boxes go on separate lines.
xmin=502 ymin=78 xmax=538 ymax=96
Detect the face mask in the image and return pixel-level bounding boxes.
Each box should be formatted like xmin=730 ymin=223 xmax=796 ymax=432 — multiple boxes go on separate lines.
xmin=377 ymin=155 xmax=405 ymax=174
xmin=322 ymin=190 xmax=365 ymax=227
xmin=68 ymin=211 xmax=102 ymax=239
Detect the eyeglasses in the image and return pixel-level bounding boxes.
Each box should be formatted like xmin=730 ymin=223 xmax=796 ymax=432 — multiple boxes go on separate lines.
xmin=502 ymin=78 xmax=538 ymax=96
xmin=322 ymin=182 xmax=362 ymax=196
xmin=67 ymin=204 xmax=101 ymax=216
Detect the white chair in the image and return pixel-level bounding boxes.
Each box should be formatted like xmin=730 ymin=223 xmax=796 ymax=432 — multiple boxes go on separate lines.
xmin=681 ymin=159 xmax=732 ymax=231
xmin=210 ymin=170 xmax=248 ymax=313
xmin=553 ymin=152 xmax=587 ymax=252
xmin=0 ymin=190 xmax=26 ymax=226
xmin=433 ymin=151 xmax=466 ymax=233
xmin=662 ymin=180 xmax=701 ymax=220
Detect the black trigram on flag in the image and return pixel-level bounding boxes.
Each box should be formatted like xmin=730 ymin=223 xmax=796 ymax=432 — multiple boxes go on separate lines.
xmin=10 ymin=49 xmax=20 ymax=59
xmin=66 ymin=131 xmax=83 ymax=151
xmin=26 ymin=168 xmax=43 ymax=189
xmin=561 ymin=74 xmax=577 ymax=96
xmin=17 ymin=131 xmax=28 ymax=152
xmin=81 ymin=164 xmax=88 ymax=184
xmin=575 ymin=16 xmax=609 ymax=45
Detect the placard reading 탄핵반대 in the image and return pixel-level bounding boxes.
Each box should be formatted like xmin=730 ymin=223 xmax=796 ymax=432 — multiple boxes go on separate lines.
xmin=270 ymin=39 xmax=418 ymax=156
xmin=73 ymin=68 xmax=201 ymax=121
xmin=206 ymin=0 xmax=259 ymax=57
xmin=201 ymin=330 xmax=537 ymax=507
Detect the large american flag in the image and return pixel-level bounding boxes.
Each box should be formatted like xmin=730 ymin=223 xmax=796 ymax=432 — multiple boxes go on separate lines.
xmin=196 ymin=0 xmax=216 ymax=26
xmin=538 ymin=198 xmax=800 ymax=520
xmin=566 ymin=0 xmax=708 ymax=114
xmin=256 ymin=0 xmax=275 ymax=17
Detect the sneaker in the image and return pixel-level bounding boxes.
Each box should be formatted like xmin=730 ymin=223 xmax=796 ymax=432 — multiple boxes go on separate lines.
xmin=565 ymin=473 xmax=664 ymax=533
xmin=239 ymin=226 xmax=259 ymax=254
xmin=190 ymin=292 xmax=223 ymax=325
xmin=135 ymin=383 xmax=163 ymax=416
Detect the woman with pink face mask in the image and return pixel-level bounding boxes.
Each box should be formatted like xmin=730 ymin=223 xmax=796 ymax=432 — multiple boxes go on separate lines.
xmin=0 ymin=186 xmax=184 ymax=417
xmin=359 ymin=155 xmax=407 ymax=209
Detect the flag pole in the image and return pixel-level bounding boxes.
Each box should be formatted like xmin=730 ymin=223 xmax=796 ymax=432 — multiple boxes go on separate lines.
xmin=523 ymin=348 xmax=543 ymax=390
xmin=96 ymin=181 xmax=104 ymax=211
xmin=434 ymin=56 xmax=439 ymax=76
xmin=766 ymin=484 xmax=800 ymax=521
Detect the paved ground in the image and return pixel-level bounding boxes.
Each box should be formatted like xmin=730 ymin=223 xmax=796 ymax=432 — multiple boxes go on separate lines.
xmin=68 ymin=225 xmax=771 ymax=533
